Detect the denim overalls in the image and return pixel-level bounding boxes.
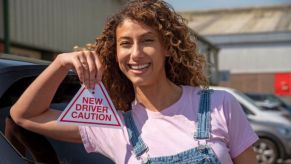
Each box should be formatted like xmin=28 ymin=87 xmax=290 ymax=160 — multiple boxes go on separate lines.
xmin=123 ymin=90 xmax=220 ymax=164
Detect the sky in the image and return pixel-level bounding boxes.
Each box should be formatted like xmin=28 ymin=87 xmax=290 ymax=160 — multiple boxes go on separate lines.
xmin=164 ymin=0 xmax=291 ymax=11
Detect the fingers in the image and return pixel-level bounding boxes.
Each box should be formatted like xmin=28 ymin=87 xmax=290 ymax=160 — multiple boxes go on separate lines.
xmin=78 ymin=53 xmax=90 ymax=87
xmin=72 ymin=56 xmax=84 ymax=85
xmin=92 ymin=51 xmax=103 ymax=82
xmin=84 ymin=51 xmax=96 ymax=89
xmin=74 ymin=51 xmax=102 ymax=89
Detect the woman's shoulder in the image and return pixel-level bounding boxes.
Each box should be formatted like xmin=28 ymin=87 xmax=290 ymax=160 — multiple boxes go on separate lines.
xmin=182 ymin=85 xmax=232 ymax=98
xmin=182 ymin=85 xmax=238 ymax=109
xmin=210 ymin=87 xmax=238 ymax=104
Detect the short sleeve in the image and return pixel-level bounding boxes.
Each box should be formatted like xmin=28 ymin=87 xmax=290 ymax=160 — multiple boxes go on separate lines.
xmin=78 ymin=112 xmax=127 ymax=161
xmin=79 ymin=126 xmax=108 ymax=155
xmin=223 ymin=92 xmax=259 ymax=158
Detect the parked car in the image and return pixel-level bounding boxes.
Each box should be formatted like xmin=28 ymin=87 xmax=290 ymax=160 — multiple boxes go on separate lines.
xmin=245 ymin=93 xmax=291 ymax=114
xmin=0 ymin=54 xmax=114 ymax=164
xmin=212 ymin=86 xmax=291 ymax=164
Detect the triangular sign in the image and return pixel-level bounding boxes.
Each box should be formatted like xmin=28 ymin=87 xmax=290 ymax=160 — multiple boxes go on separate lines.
xmin=57 ymin=82 xmax=123 ymax=128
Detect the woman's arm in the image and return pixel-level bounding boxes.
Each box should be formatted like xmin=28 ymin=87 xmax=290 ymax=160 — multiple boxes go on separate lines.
xmin=10 ymin=51 xmax=102 ymax=143
xmin=233 ymin=146 xmax=258 ymax=164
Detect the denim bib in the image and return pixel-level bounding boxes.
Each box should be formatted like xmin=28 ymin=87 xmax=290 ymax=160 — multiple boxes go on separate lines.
xmin=123 ymin=89 xmax=220 ymax=164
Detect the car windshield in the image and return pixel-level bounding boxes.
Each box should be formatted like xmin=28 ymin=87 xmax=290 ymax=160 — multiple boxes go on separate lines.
xmin=232 ymin=90 xmax=265 ymax=109
xmin=246 ymin=93 xmax=291 ymax=111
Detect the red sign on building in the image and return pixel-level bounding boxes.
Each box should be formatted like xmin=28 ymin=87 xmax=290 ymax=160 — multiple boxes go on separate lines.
xmin=275 ymin=73 xmax=291 ymax=96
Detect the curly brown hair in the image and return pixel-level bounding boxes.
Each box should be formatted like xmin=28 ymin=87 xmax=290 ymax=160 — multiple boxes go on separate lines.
xmin=91 ymin=0 xmax=208 ymax=111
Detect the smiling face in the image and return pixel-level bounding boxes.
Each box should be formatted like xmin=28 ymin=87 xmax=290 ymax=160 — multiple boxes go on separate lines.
xmin=116 ymin=19 xmax=168 ymax=87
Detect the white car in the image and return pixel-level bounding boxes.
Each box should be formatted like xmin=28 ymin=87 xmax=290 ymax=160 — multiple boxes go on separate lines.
xmin=211 ymin=86 xmax=291 ymax=164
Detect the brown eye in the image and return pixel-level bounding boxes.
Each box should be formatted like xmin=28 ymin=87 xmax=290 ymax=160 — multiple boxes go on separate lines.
xmin=120 ymin=41 xmax=129 ymax=45
xmin=119 ymin=41 xmax=131 ymax=47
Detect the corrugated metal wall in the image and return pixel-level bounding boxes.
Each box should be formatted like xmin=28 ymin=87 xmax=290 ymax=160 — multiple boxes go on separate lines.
xmin=219 ymin=45 xmax=291 ymax=73
xmin=1 ymin=0 xmax=125 ymax=52
xmin=181 ymin=5 xmax=291 ymax=74
xmin=182 ymin=5 xmax=291 ymax=35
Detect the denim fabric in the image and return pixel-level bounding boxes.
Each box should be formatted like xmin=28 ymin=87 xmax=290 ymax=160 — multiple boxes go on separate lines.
xmin=123 ymin=89 xmax=220 ymax=164
xmin=148 ymin=145 xmax=219 ymax=164
xmin=194 ymin=89 xmax=213 ymax=139
xmin=123 ymin=110 xmax=149 ymax=157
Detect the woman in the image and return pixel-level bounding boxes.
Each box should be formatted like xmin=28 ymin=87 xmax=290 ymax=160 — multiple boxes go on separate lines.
xmin=10 ymin=0 xmax=258 ymax=163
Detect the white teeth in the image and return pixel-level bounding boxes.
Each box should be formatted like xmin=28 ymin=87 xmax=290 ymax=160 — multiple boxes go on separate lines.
xmin=129 ymin=64 xmax=149 ymax=70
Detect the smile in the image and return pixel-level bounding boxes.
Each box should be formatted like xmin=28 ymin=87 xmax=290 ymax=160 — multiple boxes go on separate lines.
xmin=128 ymin=63 xmax=150 ymax=70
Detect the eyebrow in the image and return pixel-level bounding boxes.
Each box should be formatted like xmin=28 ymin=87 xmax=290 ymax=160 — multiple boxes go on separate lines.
xmin=140 ymin=32 xmax=155 ymax=37
xmin=117 ymin=32 xmax=156 ymax=42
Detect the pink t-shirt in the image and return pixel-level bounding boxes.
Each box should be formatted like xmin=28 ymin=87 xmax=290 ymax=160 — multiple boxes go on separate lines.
xmin=79 ymin=86 xmax=258 ymax=164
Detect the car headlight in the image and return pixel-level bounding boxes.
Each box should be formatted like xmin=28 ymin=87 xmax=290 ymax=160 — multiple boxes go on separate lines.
xmin=277 ymin=126 xmax=291 ymax=139
xmin=281 ymin=112 xmax=291 ymax=123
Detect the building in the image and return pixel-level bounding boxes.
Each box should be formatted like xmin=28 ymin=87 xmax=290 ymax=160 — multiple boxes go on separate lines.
xmin=181 ymin=5 xmax=291 ymax=100
xmin=0 ymin=0 xmax=127 ymax=60
xmin=0 ymin=0 xmax=219 ymax=84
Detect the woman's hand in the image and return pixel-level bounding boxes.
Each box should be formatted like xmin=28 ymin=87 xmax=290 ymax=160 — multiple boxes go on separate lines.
xmin=57 ymin=51 xmax=103 ymax=89
xmin=233 ymin=146 xmax=258 ymax=164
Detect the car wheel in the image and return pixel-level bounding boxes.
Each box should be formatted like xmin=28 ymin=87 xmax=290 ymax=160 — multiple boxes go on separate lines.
xmin=253 ymin=138 xmax=279 ymax=164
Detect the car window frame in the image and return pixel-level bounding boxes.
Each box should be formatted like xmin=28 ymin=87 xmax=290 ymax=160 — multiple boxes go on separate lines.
xmin=0 ymin=131 xmax=34 ymax=164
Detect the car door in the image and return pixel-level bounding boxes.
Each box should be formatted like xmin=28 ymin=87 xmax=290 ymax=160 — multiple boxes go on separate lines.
xmin=0 ymin=72 xmax=114 ymax=164
xmin=0 ymin=131 xmax=33 ymax=164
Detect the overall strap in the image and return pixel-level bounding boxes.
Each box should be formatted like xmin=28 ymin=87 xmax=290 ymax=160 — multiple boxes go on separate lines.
xmin=123 ymin=110 xmax=148 ymax=158
xmin=194 ymin=89 xmax=213 ymax=140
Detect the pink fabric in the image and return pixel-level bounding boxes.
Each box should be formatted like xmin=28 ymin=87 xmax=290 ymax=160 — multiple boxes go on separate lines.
xmin=79 ymin=86 xmax=258 ymax=164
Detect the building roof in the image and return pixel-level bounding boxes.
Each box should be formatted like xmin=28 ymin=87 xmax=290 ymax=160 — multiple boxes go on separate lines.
xmin=180 ymin=5 xmax=291 ymax=35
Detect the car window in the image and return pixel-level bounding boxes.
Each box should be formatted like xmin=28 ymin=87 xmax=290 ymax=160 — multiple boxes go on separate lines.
xmin=52 ymin=75 xmax=81 ymax=104
xmin=0 ymin=77 xmax=36 ymax=108
xmin=245 ymin=93 xmax=291 ymax=111
xmin=233 ymin=91 xmax=259 ymax=107
xmin=0 ymin=75 xmax=79 ymax=163
xmin=239 ymin=103 xmax=254 ymax=115
xmin=0 ymin=75 xmax=80 ymax=108
xmin=246 ymin=93 xmax=288 ymax=108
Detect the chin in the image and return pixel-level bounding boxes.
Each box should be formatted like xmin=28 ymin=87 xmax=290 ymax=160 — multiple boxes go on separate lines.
xmin=130 ymin=78 xmax=150 ymax=87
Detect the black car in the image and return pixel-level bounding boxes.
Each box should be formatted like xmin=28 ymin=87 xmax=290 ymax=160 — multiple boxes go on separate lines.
xmin=0 ymin=54 xmax=114 ymax=164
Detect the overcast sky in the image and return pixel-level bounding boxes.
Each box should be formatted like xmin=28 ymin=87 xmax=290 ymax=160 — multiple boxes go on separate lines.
xmin=164 ymin=0 xmax=291 ymax=11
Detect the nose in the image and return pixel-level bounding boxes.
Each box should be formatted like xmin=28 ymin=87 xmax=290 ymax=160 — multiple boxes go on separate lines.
xmin=131 ymin=42 xmax=144 ymax=60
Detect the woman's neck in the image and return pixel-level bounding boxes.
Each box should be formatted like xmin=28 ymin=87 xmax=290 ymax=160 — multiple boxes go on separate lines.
xmin=134 ymin=79 xmax=182 ymax=112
